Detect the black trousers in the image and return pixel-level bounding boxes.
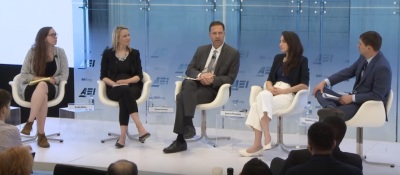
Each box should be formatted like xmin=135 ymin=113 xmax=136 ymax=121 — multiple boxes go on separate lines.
xmin=107 ymin=85 xmax=141 ymax=125
xmin=24 ymin=82 xmax=56 ymax=101
xmin=173 ymin=80 xmax=217 ymax=134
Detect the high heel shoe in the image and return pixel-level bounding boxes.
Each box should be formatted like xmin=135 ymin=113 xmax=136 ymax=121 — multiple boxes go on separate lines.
xmin=115 ymin=140 xmax=124 ymax=149
xmin=263 ymin=142 xmax=272 ymax=150
xmin=238 ymin=148 xmax=263 ymax=157
xmin=139 ymin=133 xmax=151 ymax=143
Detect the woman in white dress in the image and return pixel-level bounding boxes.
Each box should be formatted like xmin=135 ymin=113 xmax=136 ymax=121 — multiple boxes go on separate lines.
xmin=239 ymin=31 xmax=310 ymax=157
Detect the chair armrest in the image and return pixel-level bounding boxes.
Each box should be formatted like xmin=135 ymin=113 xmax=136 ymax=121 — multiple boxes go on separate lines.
xmin=174 ymin=81 xmax=182 ymax=101
xmin=48 ymin=80 xmax=67 ymax=107
xmin=97 ymin=80 xmax=118 ymax=107
xmin=137 ymin=72 xmax=152 ymax=105
xmin=9 ymin=74 xmax=30 ymax=108
xmin=249 ymin=86 xmax=263 ymax=106
xmin=346 ymin=100 xmax=385 ymax=127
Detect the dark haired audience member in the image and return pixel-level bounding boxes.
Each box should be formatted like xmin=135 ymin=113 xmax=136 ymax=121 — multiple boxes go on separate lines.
xmin=0 ymin=89 xmax=23 ymax=152
xmin=240 ymin=158 xmax=272 ymax=175
xmin=285 ymin=122 xmax=362 ymax=175
xmin=107 ymin=159 xmax=138 ymax=175
xmin=270 ymin=116 xmax=362 ymax=175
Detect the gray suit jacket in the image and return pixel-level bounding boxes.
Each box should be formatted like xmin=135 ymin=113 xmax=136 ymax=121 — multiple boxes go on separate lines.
xmin=328 ymin=51 xmax=391 ymax=107
xmin=186 ymin=43 xmax=240 ymax=89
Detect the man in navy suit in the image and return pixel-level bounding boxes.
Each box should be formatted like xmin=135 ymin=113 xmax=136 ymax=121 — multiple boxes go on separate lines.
xmin=270 ymin=116 xmax=362 ymax=175
xmin=285 ymin=121 xmax=363 ymax=175
xmin=313 ymin=31 xmax=392 ymax=121
xmin=163 ymin=21 xmax=240 ymax=154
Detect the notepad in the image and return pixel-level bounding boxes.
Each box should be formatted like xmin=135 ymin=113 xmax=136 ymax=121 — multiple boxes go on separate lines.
xmin=28 ymin=77 xmax=51 ymax=86
xmin=322 ymin=93 xmax=340 ymax=101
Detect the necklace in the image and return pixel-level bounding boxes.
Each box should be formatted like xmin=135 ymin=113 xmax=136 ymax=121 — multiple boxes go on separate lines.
xmin=115 ymin=51 xmax=128 ymax=61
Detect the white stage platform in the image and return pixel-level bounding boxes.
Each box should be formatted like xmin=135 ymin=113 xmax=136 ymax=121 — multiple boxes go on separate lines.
xmin=20 ymin=117 xmax=400 ymax=175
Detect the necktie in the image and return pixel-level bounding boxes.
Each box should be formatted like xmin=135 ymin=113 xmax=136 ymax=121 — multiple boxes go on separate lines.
xmin=207 ymin=50 xmax=218 ymax=73
xmin=353 ymin=61 xmax=368 ymax=93
xmin=361 ymin=61 xmax=368 ymax=77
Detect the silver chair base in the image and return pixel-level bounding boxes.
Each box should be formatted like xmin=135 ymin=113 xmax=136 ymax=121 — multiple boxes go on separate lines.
xmin=186 ymin=111 xmax=230 ymax=147
xmin=270 ymin=116 xmax=307 ymax=153
xmin=21 ymin=132 xmax=63 ymax=143
xmin=356 ymin=127 xmax=395 ymax=167
xmin=101 ymin=131 xmax=139 ymax=143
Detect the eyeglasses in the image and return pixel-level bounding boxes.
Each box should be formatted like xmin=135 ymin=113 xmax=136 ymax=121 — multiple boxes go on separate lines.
xmin=47 ymin=33 xmax=58 ymax=37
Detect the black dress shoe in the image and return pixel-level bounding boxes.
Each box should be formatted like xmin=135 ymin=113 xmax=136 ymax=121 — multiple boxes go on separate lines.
xmin=317 ymin=108 xmax=345 ymax=121
xmin=183 ymin=125 xmax=196 ymax=139
xmin=115 ymin=140 xmax=124 ymax=149
xmin=163 ymin=140 xmax=187 ymax=154
xmin=139 ymin=133 xmax=151 ymax=143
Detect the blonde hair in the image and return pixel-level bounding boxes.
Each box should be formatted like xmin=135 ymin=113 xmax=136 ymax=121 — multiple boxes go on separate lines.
xmin=112 ymin=26 xmax=131 ymax=51
xmin=0 ymin=146 xmax=33 ymax=175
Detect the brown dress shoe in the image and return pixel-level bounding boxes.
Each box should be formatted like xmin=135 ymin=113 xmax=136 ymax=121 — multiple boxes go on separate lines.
xmin=21 ymin=121 xmax=34 ymax=135
xmin=37 ymin=133 xmax=50 ymax=148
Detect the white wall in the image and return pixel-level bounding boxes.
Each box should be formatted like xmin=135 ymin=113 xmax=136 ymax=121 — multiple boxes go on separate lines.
xmin=0 ymin=0 xmax=74 ymax=67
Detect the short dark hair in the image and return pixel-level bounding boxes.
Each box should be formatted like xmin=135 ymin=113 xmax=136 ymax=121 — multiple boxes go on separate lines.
xmin=321 ymin=116 xmax=346 ymax=146
xmin=209 ymin=21 xmax=225 ymax=32
xmin=107 ymin=159 xmax=138 ymax=175
xmin=241 ymin=158 xmax=272 ymax=175
xmin=359 ymin=31 xmax=382 ymax=52
xmin=0 ymin=89 xmax=12 ymax=109
xmin=308 ymin=122 xmax=335 ymax=151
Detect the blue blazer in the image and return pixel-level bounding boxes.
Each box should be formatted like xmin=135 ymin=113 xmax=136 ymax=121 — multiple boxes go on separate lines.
xmin=267 ymin=54 xmax=310 ymax=87
xmin=328 ymin=51 xmax=391 ymax=109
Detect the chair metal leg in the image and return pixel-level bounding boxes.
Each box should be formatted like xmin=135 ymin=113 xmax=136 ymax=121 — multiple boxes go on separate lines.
xmin=21 ymin=132 xmax=63 ymax=143
xmin=46 ymin=132 xmax=63 ymax=143
xmin=101 ymin=130 xmax=139 ymax=143
xmin=270 ymin=117 xmax=307 ymax=153
xmin=186 ymin=110 xmax=230 ymax=147
xmin=356 ymin=127 xmax=395 ymax=167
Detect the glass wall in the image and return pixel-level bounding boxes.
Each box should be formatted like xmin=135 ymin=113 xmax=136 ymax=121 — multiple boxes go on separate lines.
xmin=75 ymin=0 xmax=399 ymax=142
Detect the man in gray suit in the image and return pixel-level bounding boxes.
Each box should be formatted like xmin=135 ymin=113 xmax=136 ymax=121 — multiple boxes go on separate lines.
xmin=163 ymin=21 xmax=240 ymax=154
xmin=313 ymin=31 xmax=392 ymax=121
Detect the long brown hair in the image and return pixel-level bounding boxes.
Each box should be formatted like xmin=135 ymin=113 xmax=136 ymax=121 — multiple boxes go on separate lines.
xmin=32 ymin=27 xmax=52 ymax=76
xmin=282 ymin=31 xmax=303 ymax=75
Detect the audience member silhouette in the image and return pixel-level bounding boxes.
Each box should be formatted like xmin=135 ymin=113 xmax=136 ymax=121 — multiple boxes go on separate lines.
xmin=0 ymin=146 xmax=33 ymax=175
xmin=270 ymin=116 xmax=362 ymax=175
xmin=240 ymin=158 xmax=272 ymax=175
xmin=107 ymin=159 xmax=138 ymax=175
xmin=285 ymin=121 xmax=362 ymax=175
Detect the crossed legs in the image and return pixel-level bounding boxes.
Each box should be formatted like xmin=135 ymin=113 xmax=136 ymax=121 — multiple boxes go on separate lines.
xmin=246 ymin=112 xmax=271 ymax=153
xmin=26 ymin=82 xmax=49 ymax=134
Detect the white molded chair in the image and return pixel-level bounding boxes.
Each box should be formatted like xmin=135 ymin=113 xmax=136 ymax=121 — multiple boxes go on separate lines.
xmin=98 ymin=72 xmax=152 ymax=143
xmin=345 ymin=90 xmax=394 ymax=167
xmin=249 ymin=84 xmax=309 ymax=153
xmin=175 ymin=81 xmax=231 ymax=147
xmin=9 ymin=74 xmax=67 ymax=143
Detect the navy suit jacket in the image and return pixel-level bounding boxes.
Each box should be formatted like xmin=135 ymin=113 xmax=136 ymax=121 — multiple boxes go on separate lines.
xmin=267 ymin=54 xmax=309 ymax=87
xmin=328 ymin=51 xmax=391 ymax=107
xmin=285 ymin=155 xmax=363 ymax=175
xmin=280 ymin=147 xmax=362 ymax=175
xmin=186 ymin=43 xmax=240 ymax=90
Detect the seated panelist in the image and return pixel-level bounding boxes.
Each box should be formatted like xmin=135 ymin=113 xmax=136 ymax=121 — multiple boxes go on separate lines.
xmin=100 ymin=26 xmax=150 ymax=149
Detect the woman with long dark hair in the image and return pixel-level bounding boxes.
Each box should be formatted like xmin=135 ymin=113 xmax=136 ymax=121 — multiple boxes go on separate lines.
xmin=20 ymin=27 xmax=69 ymax=148
xmin=239 ymin=31 xmax=309 ymax=157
